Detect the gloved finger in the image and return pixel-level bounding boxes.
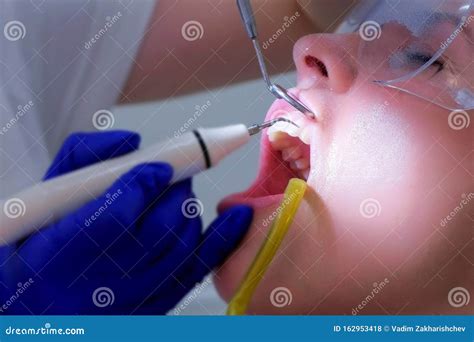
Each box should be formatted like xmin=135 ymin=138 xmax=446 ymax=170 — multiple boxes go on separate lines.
xmin=105 ymin=179 xmax=199 ymax=272
xmin=44 ymin=130 xmax=140 ymax=180
xmin=138 ymin=206 xmax=253 ymax=314
xmin=99 ymin=215 xmax=202 ymax=314
xmin=48 ymin=162 xmax=173 ymax=248
xmin=136 ymin=178 xmax=197 ymax=254
xmin=123 ymin=218 xmax=203 ymax=314
xmin=181 ymin=205 xmax=253 ymax=286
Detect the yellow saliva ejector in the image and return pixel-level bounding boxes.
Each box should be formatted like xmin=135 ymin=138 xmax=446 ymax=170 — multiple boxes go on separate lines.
xmin=227 ymin=178 xmax=307 ymax=315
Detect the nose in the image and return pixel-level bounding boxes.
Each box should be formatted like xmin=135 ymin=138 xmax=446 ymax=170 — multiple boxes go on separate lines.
xmin=293 ymin=34 xmax=358 ymax=93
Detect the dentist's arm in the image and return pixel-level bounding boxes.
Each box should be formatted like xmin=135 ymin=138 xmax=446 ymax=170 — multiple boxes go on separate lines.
xmin=121 ymin=0 xmax=318 ymax=103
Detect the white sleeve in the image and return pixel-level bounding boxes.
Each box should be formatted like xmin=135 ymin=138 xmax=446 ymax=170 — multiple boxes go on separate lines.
xmin=0 ymin=0 xmax=155 ymax=196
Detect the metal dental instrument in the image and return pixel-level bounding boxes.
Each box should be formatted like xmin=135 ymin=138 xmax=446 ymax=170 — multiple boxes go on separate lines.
xmin=236 ymin=0 xmax=315 ymax=119
xmin=1 ymin=118 xmax=298 ymax=245
xmin=248 ymin=117 xmax=298 ymax=135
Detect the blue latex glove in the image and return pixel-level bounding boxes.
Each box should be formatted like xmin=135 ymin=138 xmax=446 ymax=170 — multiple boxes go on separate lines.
xmin=0 ymin=131 xmax=253 ymax=315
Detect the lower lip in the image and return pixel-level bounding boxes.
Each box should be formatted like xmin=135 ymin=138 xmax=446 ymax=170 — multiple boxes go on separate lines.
xmin=218 ymin=193 xmax=284 ymax=214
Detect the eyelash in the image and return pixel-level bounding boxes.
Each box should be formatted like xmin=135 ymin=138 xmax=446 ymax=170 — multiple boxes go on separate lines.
xmin=407 ymin=52 xmax=445 ymax=73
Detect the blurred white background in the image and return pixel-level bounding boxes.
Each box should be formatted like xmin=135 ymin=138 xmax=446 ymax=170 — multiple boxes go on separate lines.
xmin=113 ymin=72 xmax=296 ymax=315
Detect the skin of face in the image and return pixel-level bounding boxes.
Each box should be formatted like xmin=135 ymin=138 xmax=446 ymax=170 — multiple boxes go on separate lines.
xmin=214 ymin=31 xmax=474 ymax=315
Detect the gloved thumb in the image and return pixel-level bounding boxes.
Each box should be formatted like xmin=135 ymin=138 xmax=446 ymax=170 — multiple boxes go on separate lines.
xmin=190 ymin=205 xmax=253 ymax=282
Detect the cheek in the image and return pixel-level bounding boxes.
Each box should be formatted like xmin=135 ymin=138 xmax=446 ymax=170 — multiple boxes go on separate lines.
xmin=311 ymin=94 xmax=420 ymax=236
xmin=314 ymin=90 xmax=472 ymax=233
xmin=306 ymin=91 xmax=473 ymax=310
xmin=215 ymin=86 xmax=473 ymax=314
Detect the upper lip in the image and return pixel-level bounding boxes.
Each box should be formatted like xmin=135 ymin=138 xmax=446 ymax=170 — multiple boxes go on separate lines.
xmin=290 ymin=87 xmax=328 ymax=122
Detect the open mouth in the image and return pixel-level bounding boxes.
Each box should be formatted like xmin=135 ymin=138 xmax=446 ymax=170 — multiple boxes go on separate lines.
xmin=218 ymin=97 xmax=317 ymax=212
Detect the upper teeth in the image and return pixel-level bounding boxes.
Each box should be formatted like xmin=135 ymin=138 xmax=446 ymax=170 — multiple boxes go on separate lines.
xmin=266 ymin=111 xmax=315 ymax=181
xmin=267 ymin=114 xmax=311 ymax=145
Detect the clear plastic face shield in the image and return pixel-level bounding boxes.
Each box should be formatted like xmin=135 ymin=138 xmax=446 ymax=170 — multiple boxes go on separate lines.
xmin=337 ymin=0 xmax=473 ymax=111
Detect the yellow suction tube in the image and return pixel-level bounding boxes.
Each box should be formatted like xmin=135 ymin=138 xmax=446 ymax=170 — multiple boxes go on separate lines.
xmin=227 ymin=178 xmax=307 ymax=315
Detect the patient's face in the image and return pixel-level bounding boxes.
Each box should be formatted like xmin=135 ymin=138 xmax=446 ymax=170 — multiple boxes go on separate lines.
xmin=215 ymin=32 xmax=473 ymax=314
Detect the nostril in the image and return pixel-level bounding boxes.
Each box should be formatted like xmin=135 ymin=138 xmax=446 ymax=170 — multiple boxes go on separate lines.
xmin=305 ymin=55 xmax=328 ymax=78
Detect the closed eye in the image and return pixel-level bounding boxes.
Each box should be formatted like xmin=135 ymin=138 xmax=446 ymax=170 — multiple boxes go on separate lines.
xmin=406 ymin=52 xmax=444 ymax=73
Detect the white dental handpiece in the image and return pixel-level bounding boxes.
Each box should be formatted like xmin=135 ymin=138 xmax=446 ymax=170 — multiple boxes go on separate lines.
xmin=0 ymin=119 xmax=296 ymax=245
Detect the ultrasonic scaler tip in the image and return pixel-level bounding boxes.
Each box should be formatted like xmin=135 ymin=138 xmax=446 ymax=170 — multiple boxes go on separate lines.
xmin=247 ymin=117 xmax=299 ymax=136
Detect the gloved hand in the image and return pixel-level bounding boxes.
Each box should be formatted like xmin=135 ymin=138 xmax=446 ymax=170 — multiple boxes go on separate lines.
xmin=0 ymin=131 xmax=253 ymax=315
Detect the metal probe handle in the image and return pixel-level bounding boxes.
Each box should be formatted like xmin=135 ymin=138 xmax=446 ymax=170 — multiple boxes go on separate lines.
xmin=236 ymin=0 xmax=257 ymax=39
xmin=236 ymin=0 xmax=316 ymax=118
